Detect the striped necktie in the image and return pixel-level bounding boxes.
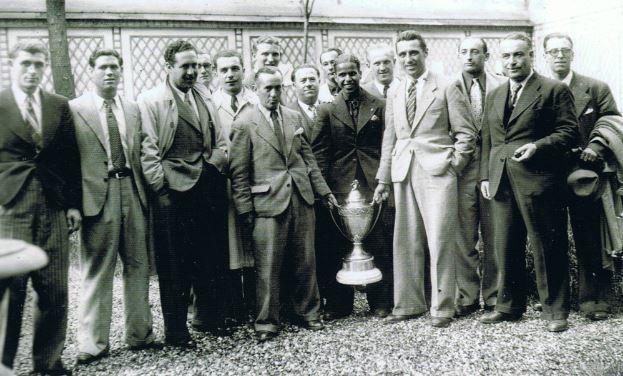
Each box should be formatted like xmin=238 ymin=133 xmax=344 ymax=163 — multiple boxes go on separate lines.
xmin=24 ymin=95 xmax=42 ymax=148
xmin=407 ymin=80 xmax=417 ymax=127
xmin=510 ymin=83 xmax=522 ymax=108
xmin=270 ymin=110 xmax=286 ymax=154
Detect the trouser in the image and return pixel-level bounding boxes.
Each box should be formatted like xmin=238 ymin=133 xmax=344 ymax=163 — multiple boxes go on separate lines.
xmin=253 ymin=193 xmax=321 ymax=333
xmin=491 ymin=171 xmax=570 ymax=320
xmin=77 ymin=175 xmax=153 ymax=356
xmin=392 ymin=160 xmax=458 ymax=319
xmin=153 ymin=166 xmax=229 ymax=341
xmin=0 ymin=178 xmax=69 ymax=370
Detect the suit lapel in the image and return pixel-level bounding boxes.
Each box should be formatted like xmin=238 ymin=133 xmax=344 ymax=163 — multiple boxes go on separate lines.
xmin=173 ymin=88 xmax=201 ymax=132
xmin=394 ymin=80 xmax=408 ymax=130
xmin=40 ymin=91 xmax=60 ymax=148
xmin=0 ymin=89 xmax=35 ymax=145
xmin=454 ymin=78 xmax=476 ymax=124
xmin=356 ymin=92 xmax=377 ymax=133
xmin=254 ymin=109 xmax=283 ymax=156
xmin=494 ymin=80 xmax=508 ymax=123
xmin=508 ymin=74 xmax=541 ymax=125
xmin=332 ymin=94 xmax=355 ymax=130
xmin=570 ymin=75 xmax=591 ymax=116
xmin=77 ymin=94 xmax=107 ymax=151
xmin=282 ymin=106 xmax=294 ymax=159
xmin=410 ymin=76 xmax=437 ymax=134
xmin=119 ymin=97 xmax=137 ymax=158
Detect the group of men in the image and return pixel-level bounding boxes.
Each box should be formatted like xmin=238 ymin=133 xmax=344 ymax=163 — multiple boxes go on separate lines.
xmin=0 ymin=28 xmax=619 ymax=375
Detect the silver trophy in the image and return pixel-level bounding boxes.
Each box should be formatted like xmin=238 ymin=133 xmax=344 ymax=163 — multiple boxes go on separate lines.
xmin=329 ymin=180 xmax=383 ymax=285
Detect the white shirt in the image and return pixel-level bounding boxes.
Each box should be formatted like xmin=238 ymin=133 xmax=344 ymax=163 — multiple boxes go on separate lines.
xmin=374 ymin=80 xmax=390 ymax=97
xmin=404 ymin=69 xmax=429 ymax=104
xmin=258 ymin=104 xmax=282 ymax=131
xmin=561 ymin=71 xmax=573 ymax=86
xmin=509 ymin=69 xmax=534 ymax=103
xmin=91 ymin=92 xmax=130 ymax=170
xmin=170 ymin=83 xmax=199 ymax=118
xmin=11 ymin=84 xmax=42 ymax=132
xmin=297 ymin=99 xmax=319 ymax=120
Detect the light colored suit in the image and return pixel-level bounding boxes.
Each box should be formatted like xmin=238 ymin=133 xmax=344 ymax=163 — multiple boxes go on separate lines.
xmin=376 ymin=71 xmax=475 ymax=318
xmin=70 ymin=92 xmax=154 ymax=356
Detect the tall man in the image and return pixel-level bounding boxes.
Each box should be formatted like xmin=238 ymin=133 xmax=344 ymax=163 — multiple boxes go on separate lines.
xmin=138 ymin=40 xmax=229 ymax=346
xmin=288 ymin=64 xmax=321 ymax=141
xmin=544 ymin=32 xmax=619 ymax=321
xmin=373 ymin=31 xmax=475 ymax=328
xmin=211 ymin=49 xmax=259 ymax=324
xmin=450 ymin=37 xmax=506 ymax=316
xmin=479 ymin=33 xmax=578 ymax=332
xmin=362 ymin=44 xmax=395 ymax=99
xmin=229 ymin=67 xmax=337 ymax=342
xmin=70 ymin=49 xmax=155 ymax=365
xmin=318 ymin=48 xmax=343 ymax=103
xmin=314 ymin=54 xmax=393 ymax=319
xmin=0 ymin=42 xmax=82 ymax=374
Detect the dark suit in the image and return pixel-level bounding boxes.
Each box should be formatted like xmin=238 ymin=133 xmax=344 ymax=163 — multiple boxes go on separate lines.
xmin=313 ymin=89 xmax=394 ymax=315
xmin=229 ymin=104 xmax=331 ymax=333
xmin=480 ymin=73 xmax=579 ymax=320
xmin=286 ymin=100 xmax=319 ymax=144
xmin=567 ymin=72 xmax=619 ymax=314
xmin=0 ymin=88 xmax=81 ymax=370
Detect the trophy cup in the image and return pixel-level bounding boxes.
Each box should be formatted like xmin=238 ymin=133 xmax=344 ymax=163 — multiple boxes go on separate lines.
xmin=329 ymin=180 xmax=383 ymax=285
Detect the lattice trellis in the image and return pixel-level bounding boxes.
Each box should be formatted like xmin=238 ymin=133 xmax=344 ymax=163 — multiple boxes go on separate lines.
xmin=14 ymin=35 xmax=104 ymax=95
xmin=424 ymin=38 xmax=462 ymax=77
xmin=249 ymin=36 xmax=317 ymax=67
xmin=483 ymin=37 xmax=504 ymax=75
xmin=333 ymin=36 xmax=394 ymax=62
xmin=129 ymin=36 xmax=230 ymax=95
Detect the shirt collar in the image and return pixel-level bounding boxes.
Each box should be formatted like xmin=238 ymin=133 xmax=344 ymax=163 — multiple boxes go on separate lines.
xmin=258 ymin=104 xmax=281 ymax=122
xmin=169 ymin=79 xmax=193 ymax=100
xmin=405 ymin=69 xmax=429 ymax=85
xmin=462 ymin=70 xmax=486 ymax=89
xmin=11 ymin=83 xmax=41 ymax=106
xmin=92 ymin=91 xmax=120 ymax=110
xmin=561 ymin=70 xmax=573 ymax=86
xmin=510 ymin=69 xmax=534 ymax=88
xmin=298 ymin=99 xmax=318 ymax=110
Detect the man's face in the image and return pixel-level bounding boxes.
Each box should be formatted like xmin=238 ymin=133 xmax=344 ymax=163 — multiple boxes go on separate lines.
xmin=167 ymin=49 xmax=198 ymax=91
xmin=368 ymin=49 xmax=394 ymax=85
xmin=254 ymin=43 xmax=281 ymax=68
xmin=396 ymin=40 xmax=427 ymax=79
xmin=90 ymin=55 xmax=122 ymax=97
xmin=544 ymin=37 xmax=573 ymax=77
xmin=335 ymin=62 xmax=361 ymax=95
xmin=320 ymin=50 xmax=339 ymax=84
xmin=197 ymin=53 xmax=214 ymax=87
xmin=459 ymin=38 xmax=488 ymax=75
xmin=256 ymin=72 xmax=282 ymax=110
xmin=216 ymin=56 xmax=244 ymax=95
xmin=500 ymin=39 xmax=533 ymax=82
xmin=10 ymin=50 xmax=47 ymax=94
xmin=293 ymin=67 xmax=319 ymax=104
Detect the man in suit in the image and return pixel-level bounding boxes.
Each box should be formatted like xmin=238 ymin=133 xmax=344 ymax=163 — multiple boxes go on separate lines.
xmin=0 ymin=41 xmax=82 ymax=375
xmin=313 ymin=54 xmax=393 ymax=320
xmin=362 ymin=44 xmax=395 ymax=99
xmin=544 ymin=32 xmax=620 ymax=321
xmin=229 ymin=67 xmax=337 ymax=342
xmin=138 ymin=40 xmax=229 ymax=346
xmin=288 ymin=64 xmax=321 ymax=142
xmin=373 ymin=31 xmax=475 ymax=328
xmin=70 ymin=49 xmax=156 ymax=365
xmin=211 ymin=49 xmax=259 ymax=325
xmin=479 ymin=33 xmax=578 ymax=332
xmin=449 ymin=37 xmax=507 ymax=317
xmin=318 ymin=48 xmax=343 ymax=103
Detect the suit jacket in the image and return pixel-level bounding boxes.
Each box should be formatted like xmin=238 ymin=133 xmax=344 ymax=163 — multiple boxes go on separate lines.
xmin=137 ymin=82 xmax=228 ymax=193
xmin=568 ymin=71 xmax=619 ymax=147
xmin=229 ymin=104 xmax=331 ymax=217
xmin=376 ymin=71 xmax=476 ymax=184
xmin=211 ymin=88 xmax=259 ymax=143
xmin=0 ymin=88 xmax=81 ymax=209
xmin=480 ymin=73 xmax=579 ymax=197
xmin=286 ymin=100 xmax=319 ymax=144
xmin=313 ymin=89 xmax=385 ymax=194
xmin=70 ymin=92 xmax=147 ymax=216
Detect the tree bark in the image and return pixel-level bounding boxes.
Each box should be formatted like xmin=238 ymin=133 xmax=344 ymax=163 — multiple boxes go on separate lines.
xmin=46 ymin=0 xmax=75 ymax=98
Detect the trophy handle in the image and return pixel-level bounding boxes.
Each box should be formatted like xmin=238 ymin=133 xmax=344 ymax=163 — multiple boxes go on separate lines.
xmin=369 ymin=200 xmax=383 ymax=234
xmin=328 ymin=203 xmax=351 ymax=240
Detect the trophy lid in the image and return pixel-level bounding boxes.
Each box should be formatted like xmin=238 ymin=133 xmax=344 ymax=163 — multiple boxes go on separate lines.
xmin=345 ymin=180 xmax=366 ymax=206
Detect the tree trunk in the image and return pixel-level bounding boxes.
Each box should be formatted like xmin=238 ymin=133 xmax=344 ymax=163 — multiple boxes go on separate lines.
xmin=303 ymin=16 xmax=309 ymax=63
xmin=46 ymin=0 xmax=75 ymax=98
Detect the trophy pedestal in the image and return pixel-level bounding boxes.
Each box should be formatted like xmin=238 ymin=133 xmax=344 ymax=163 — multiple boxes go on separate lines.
xmin=336 ymin=242 xmax=382 ymax=286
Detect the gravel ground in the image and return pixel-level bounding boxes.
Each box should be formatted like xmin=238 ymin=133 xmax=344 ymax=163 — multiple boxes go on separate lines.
xmin=10 ymin=248 xmax=623 ymax=376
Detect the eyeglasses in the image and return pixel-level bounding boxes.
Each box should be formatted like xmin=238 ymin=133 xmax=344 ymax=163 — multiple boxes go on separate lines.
xmin=199 ymin=63 xmax=213 ymax=70
xmin=545 ymin=48 xmax=572 ymax=57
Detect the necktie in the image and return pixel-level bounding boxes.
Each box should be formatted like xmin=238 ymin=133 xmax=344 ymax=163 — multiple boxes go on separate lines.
xmin=383 ymin=85 xmax=389 ymax=98
xmin=184 ymin=92 xmax=198 ymax=121
xmin=510 ymin=83 xmax=522 ymax=108
xmin=348 ymin=100 xmax=359 ymax=125
xmin=231 ymin=95 xmax=238 ymax=114
xmin=407 ymin=80 xmax=417 ymax=127
xmin=270 ymin=110 xmax=286 ymax=154
xmin=469 ymin=78 xmax=483 ymax=125
xmin=104 ymin=100 xmax=127 ymax=171
xmin=24 ymin=95 xmax=42 ymax=148
xmin=308 ymin=104 xmax=317 ymax=121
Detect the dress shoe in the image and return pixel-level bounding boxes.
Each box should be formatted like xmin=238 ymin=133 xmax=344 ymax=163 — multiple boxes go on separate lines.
xmin=322 ymin=311 xmax=350 ymax=322
xmin=587 ymin=311 xmax=609 ymax=321
xmin=431 ymin=316 xmax=452 ymax=328
xmin=383 ymin=313 xmax=422 ymax=324
xmin=256 ymin=331 xmax=277 ymax=343
xmin=372 ymin=308 xmax=390 ymax=318
xmin=128 ymin=341 xmax=164 ymax=351
xmin=480 ymin=311 xmax=522 ymax=324
xmin=455 ymin=303 xmax=480 ymax=317
xmin=301 ymin=320 xmax=325 ymax=331
xmin=75 ymin=347 xmax=110 ymax=365
xmin=546 ymin=319 xmax=568 ymax=332
xmin=165 ymin=336 xmax=196 ymax=349
xmin=31 ymin=363 xmax=73 ymax=375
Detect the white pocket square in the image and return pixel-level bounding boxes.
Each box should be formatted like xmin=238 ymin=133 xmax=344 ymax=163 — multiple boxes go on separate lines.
xmin=584 ymin=107 xmax=594 ymax=115
xmin=294 ymin=127 xmax=305 ymax=136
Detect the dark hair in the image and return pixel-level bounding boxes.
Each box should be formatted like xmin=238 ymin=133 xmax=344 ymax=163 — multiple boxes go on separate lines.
xmin=252 ymin=36 xmax=282 ymax=54
xmin=319 ymin=47 xmax=343 ymax=64
xmin=254 ymin=66 xmax=281 ymax=82
xmin=291 ymin=63 xmax=320 ymax=82
xmin=88 ymin=49 xmax=123 ymax=68
xmin=396 ymin=31 xmax=428 ymax=53
xmin=164 ymin=40 xmax=196 ymax=66
xmin=458 ymin=37 xmax=488 ymax=54
xmin=334 ymin=53 xmax=361 ymax=71
xmin=543 ymin=33 xmax=574 ymax=50
xmin=213 ymin=49 xmax=243 ymax=68
xmin=502 ymin=33 xmax=533 ymax=50
xmin=8 ymin=41 xmax=49 ymax=60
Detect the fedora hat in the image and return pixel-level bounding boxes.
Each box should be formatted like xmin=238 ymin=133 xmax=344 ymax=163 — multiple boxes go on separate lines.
xmin=567 ymin=168 xmax=605 ymax=200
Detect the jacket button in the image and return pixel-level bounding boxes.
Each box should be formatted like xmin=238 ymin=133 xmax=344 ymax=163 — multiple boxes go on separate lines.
xmin=103 ymin=177 xmax=108 ymax=182
xmin=286 ymin=183 xmax=291 ymax=187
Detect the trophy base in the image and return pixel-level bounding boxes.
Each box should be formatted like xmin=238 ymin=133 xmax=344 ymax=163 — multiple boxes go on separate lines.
xmin=336 ymin=268 xmax=382 ymax=286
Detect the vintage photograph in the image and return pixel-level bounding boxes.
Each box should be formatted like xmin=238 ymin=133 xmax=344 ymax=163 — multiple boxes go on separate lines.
xmin=0 ymin=0 xmax=622 ymax=374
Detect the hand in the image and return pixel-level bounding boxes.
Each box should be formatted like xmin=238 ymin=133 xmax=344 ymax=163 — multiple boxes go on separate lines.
xmin=580 ymin=147 xmax=599 ymax=162
xmin=66 ymin=208 xmax=82 ymax=233
xmin=324 ymin=193 xmax=338 ymax=209
xmin=480 ymin=181 xmax=491 ymax=200
xmin=512 ymin=143 xmax=537 ymax=162
xmin=373 ymin=183 xmax=390 ymax=203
